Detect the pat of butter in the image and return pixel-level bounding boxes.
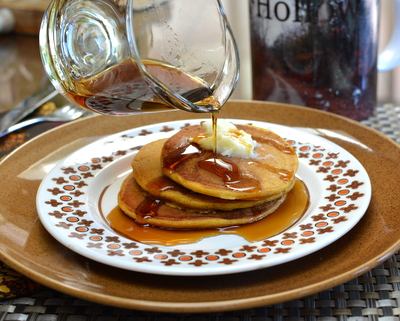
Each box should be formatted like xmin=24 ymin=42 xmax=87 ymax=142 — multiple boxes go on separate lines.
xmin=195 ymin=120 xmax=258 ymax=158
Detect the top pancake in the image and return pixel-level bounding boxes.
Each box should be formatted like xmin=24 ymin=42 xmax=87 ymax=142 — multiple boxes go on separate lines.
xmin=161 ymin=124 xmax=298 ymax=200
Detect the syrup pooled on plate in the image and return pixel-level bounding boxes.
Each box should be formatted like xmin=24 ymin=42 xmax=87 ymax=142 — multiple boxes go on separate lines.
xmin=107 ymin=178 xmax=309 ymax=246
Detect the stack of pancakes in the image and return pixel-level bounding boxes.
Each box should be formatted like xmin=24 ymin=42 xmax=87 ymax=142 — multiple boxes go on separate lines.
xmin=118 ymin=123 xmax=299 ymax=229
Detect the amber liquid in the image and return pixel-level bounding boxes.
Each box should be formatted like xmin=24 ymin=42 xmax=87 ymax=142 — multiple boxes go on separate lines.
xmin=212 ymin=111 xmax=218 ymax=154
xmin=108 ymin=179 xmax=309 ymax=246
xmin=66 ymin=58 xmax=220 ymax=115
xmin=163 ymin=123 xmax=296 ymax=197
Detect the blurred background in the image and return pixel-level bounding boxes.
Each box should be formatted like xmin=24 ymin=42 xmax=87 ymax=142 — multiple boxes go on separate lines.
xmin=221 ymin=0 xmax=398 ymax=106
xmin=0 ymin=0 xmax=398 ymax=112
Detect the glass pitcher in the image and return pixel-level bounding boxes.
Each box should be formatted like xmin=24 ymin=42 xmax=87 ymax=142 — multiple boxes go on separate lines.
xmin=40 ymin=0 xmax=240 ymax=115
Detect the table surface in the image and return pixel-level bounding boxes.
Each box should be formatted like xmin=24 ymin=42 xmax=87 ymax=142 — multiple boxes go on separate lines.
xmin=2 ymin=34 xmax=400 ymax=320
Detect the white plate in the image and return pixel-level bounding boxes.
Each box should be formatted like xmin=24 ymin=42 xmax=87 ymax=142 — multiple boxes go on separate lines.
xmin=36 ymin=119 xmax=371 ymax=276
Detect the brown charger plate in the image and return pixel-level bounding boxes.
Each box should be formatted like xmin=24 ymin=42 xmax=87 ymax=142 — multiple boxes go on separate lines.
xmin=0 ymin=100 xmax=399 ymax=313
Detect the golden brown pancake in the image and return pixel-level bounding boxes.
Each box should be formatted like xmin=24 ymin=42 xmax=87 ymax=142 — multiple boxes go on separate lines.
xmin=118 ymin=173 xmax=287 ymax=229
xmin=161 ymin=124 xmax=298 ymax=200
xmin=133 ymin=139 xmax=292 ymax=211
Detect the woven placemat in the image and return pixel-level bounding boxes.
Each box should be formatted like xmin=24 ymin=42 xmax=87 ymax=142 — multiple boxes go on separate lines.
xmin=361 ymin=104 xmax=400 ymax=144
xmin=1 ymin=253 xmax=400 ymax=320
xmin=1 ymin=104 xmax=400 ymax=320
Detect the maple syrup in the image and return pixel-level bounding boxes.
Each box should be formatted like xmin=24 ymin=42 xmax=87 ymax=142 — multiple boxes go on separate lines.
xmin=163 ymin=142 xmax=264 ymax=194
xmin=134 ymin=197 xmax=163 ymax=225
xmin=66 ymin=58 xmax=219 ymax=115
xmin=107 ymin=179 xmax=309 ymax=246
xmin=163 ymin=125 xmax=296 ymax=195
xmin=197 ymin=155 xmax=261 ymax=193
xmin=212 ymin=111 xmax=218 ymax=154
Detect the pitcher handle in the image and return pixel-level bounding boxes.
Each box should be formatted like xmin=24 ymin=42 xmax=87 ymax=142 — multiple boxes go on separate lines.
xmin=378 ymin=0 xmax=400 ymax=71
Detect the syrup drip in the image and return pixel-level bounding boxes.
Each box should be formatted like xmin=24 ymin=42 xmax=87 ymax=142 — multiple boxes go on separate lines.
xmin=249 ymin=161 xmax=295 ymax=182
xmin=146 ymin=176 xmax=184 ymax=193
xmin=135 ymin=197 xmax=163 ymax=224
xmin=162 ymin=143 xmax=202 ymax=171
xmin=253 ymin=136 xmax=296 ymax=155
xmin=107 ymin=179 xmax=309 ymax=246
xmin=198 ymin=156 xmax=261 ymax=193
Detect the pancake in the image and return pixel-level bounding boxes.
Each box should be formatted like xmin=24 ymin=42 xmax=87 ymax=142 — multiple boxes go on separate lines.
xmin=161 ymin=124 xmax=298 ymax=200
xmin=132 ymin=139 xmax=292 ymax=211
xmin=118 ymin=173 xmax=287 ymax=229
